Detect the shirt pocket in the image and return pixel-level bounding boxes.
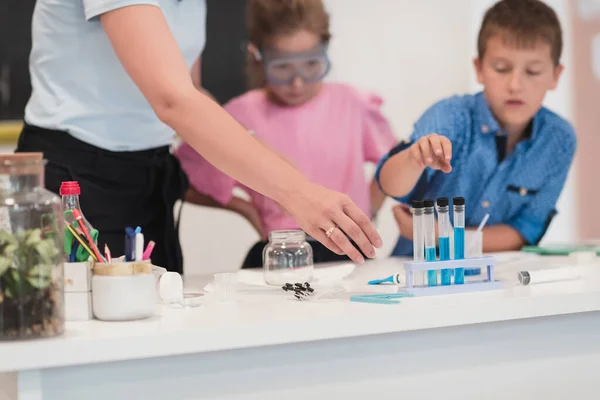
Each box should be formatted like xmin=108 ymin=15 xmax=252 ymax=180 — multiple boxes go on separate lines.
xmin=503 ymin=184 xmax=540 ymax=218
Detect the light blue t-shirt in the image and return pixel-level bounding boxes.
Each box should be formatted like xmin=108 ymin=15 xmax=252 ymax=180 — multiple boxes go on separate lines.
xmin=25 ymin=0 xmax=207 ymax=151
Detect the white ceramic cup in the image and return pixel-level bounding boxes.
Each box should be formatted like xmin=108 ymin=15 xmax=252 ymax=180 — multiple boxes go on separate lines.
xmin=92 ymin=274 xmax=156 ymax=321
xmin=92 ymin=261 xmax=156 ymax=321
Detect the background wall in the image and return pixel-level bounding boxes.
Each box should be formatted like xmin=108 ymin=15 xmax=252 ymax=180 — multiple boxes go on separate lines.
xmin=572 ymin=0 xmax=600 ymax=240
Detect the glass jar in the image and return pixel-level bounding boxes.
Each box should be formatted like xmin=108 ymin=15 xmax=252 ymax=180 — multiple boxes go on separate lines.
xmin=0 ymin=153 xmax=64 ymax=340
xmin=263 ymin=230 xmax=313 ymax=286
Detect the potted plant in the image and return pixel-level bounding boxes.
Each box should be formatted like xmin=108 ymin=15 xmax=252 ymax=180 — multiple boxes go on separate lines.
xmin=0 ymin=225 xmax=64 ymax=339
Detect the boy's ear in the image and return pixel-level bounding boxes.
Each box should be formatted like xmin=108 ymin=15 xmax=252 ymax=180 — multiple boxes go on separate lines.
xmin=550 ymin=64 xmax=564 ymax=90
xmin=473 ymin=57 xmax=484 ymax=84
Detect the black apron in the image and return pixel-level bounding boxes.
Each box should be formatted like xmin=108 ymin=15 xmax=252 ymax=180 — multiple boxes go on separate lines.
xmin=16 ymin=124 xmax=188 ymax=274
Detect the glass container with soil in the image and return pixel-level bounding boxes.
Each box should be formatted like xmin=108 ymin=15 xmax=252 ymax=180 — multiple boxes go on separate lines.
xmin=0 ymin=153 xmax=64 ymax=340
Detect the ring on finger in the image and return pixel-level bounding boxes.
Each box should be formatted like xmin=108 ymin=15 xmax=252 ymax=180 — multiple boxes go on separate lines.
xmin=325 ymin=225 xmax=337 ymax=238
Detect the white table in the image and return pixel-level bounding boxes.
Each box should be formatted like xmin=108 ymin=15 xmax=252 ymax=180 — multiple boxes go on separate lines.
xmin=2 ymin=256 xmax=600 ymax=400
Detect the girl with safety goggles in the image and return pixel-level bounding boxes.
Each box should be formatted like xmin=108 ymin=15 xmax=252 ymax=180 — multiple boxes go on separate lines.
xmin=176 ymin=0 xmax=397 ymax=268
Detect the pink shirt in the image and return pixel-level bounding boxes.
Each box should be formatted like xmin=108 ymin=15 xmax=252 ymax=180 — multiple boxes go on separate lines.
xmin=176 ymin=83 xmax=397 ymax=235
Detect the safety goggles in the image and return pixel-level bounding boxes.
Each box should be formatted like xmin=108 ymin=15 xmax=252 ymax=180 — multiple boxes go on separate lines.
xmin=254 ymin=44 xmax=331 ymax=86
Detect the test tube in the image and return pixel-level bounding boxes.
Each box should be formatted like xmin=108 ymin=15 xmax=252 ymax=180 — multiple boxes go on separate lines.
xmin=437 ymin=198 xmax=452 ymax=285
xmin=453 ymin=197 xmax=465 ymax=285
xmin=411 ymin=200 xmax=426 ymax=285
xmin=424 ymin=199 xmax=437 ymax=286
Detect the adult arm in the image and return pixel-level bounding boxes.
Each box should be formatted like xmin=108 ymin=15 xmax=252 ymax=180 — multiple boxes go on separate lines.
xmin=99 ymin=5 xmax=381 ymax=262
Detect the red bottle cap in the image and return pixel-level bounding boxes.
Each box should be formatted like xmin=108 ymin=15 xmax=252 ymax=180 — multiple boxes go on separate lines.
xmin=60 ymin=181 xmax=81 ymax=196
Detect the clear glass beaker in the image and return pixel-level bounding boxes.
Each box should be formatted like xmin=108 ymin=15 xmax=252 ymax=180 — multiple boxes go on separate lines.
xmin=263 ymin=230 xmax=313 ymax=286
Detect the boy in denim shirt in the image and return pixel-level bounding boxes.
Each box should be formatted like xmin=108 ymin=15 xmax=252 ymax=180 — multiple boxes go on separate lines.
xmin=376 ymin=0 xmax=576 ymax=256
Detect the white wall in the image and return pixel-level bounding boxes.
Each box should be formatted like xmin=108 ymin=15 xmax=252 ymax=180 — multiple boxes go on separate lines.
xmin=180 ymin=0 xmax=473 ymax=275
xmin=467 ymin=0 xmax=577 ymax=244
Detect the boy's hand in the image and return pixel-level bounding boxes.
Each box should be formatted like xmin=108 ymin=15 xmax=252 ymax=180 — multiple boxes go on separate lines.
xmin=409 ymin=133 xmax=453 ymax=173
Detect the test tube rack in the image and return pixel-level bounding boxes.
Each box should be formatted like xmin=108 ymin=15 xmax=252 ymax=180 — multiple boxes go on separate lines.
xmin=400 ymin=255 xmax=503 ymax=296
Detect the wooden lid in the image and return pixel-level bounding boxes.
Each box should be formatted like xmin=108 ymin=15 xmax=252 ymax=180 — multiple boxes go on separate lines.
xmin=93 ymin=260 xmax=152 ymax=276
xmin=0 ymin=153 xmax=44 ymax=175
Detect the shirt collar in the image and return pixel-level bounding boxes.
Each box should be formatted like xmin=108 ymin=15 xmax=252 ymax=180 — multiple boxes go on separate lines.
xmin=473 ymin=91 xmax=540 ymax=141
xmin=473 ymin=92 xmax=502 ymax=136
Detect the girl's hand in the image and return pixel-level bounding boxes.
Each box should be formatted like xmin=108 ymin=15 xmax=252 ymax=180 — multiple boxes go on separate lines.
xmin=409 ymin=133 xmax=453 ymax=173
xmin=281 ymin=182 xmax=382 ymax=264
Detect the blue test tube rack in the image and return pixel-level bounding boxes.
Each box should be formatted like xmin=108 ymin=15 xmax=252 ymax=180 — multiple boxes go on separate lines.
xmin=400 ymin=255 xmax=502 ymax=296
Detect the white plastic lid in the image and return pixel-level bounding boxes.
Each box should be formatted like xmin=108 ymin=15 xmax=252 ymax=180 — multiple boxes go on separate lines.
xmin=158 ymin=272 xmax=183 ymax=304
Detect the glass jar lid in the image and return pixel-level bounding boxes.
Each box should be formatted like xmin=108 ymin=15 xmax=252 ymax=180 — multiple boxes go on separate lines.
xmin=268 ymin=230 xmax=306 ymax=244
xmin=0 ymin=153 xmax=44 ymax=176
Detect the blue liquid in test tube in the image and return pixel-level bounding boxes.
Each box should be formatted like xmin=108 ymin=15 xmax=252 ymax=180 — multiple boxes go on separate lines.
xmin=439 ymin=237 xmax=451 ymax=260
xmin=437 ymin=198 xmax=452 ymax=285
xmin=423 ymin=199 xmax=437 ymax=286
xmin=453 ymin=197 xmax=465 ymax=285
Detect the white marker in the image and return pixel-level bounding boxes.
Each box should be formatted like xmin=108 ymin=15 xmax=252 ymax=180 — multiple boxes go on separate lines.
xmin=135 ymin=233 xmax=144 ymax=262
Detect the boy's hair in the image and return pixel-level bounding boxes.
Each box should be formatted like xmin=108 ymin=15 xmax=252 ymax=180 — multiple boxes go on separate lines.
xmin=245 ymin=0 xmax=331 ymax=88
xmin=478 ymin=0 xmax=563 ymax=65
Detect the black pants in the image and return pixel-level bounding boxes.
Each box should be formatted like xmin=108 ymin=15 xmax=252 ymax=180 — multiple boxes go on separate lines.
xmin=16 ymin=124 xmax=188 ymax=274
xmin=241 ymin=239 xmax=355 ymax=269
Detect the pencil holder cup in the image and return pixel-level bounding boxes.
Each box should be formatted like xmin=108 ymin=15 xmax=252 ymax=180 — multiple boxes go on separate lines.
xmin=91 ymin=260 xmax=156 ymax=321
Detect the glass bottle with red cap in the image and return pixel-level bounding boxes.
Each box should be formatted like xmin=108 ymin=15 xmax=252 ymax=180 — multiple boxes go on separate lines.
xmin=59 ymin=181 xmax=95 ymax=241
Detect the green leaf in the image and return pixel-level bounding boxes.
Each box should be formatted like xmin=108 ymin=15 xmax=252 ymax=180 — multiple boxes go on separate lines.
xmin=27 ymin=275 xmax=51 ymax=289
xmin=26 ymin=263 xmax=52 ymax=289
xmin=28 ymin=263 xmax=53 ymax=279
xmin=0 ymin=256 xmax=11 ymax=277
xmin=0 ymin=230 xmax=16 ymax=244
xmin=35 ymin=239 xmax=59 ymax=264
xmin=3 ymin=268 xmax=26 ymax=296
xmin=3 ymin=244 xmax=17 ymax=257
xmin=26 ymin=229 xmax=42 ymax=246
xmin=11 ymin=268 xmax=20 ymax=283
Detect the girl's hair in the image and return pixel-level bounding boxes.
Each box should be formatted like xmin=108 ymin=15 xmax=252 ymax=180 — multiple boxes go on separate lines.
xmin=245 ymin=0 xmax=332 ymax=88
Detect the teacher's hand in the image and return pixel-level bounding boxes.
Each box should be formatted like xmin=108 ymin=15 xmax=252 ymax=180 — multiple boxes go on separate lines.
xmin=281 ymin=182 xmax=382 ymax=264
